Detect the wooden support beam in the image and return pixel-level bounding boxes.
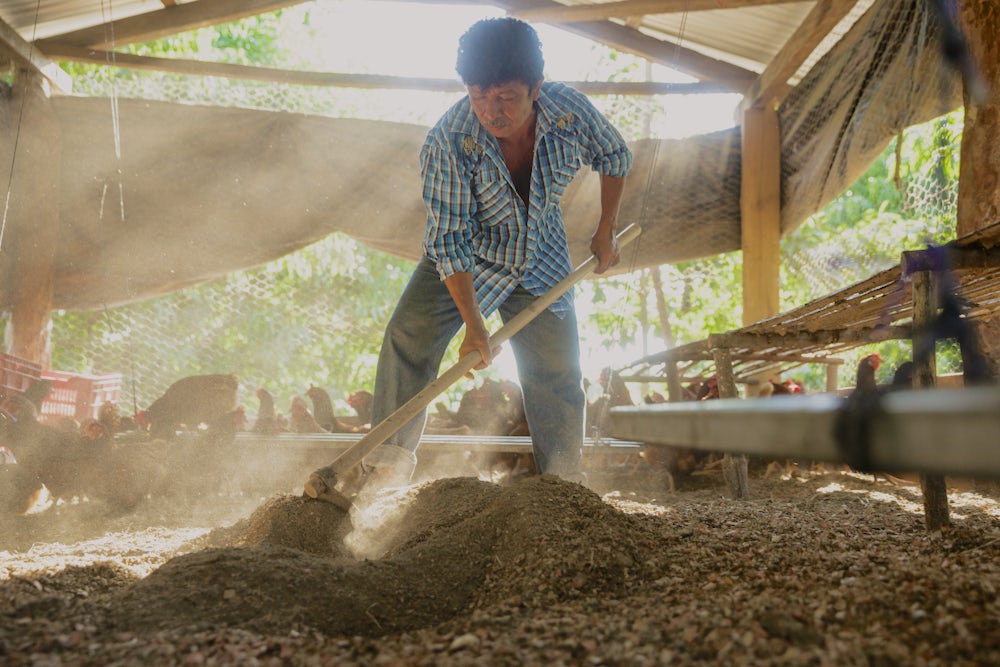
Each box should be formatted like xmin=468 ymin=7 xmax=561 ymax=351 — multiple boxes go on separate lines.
xmin=901 ymin=244 xmax=1000 ymax=274
xmin=6 ymin=75 xmax=59 ymax=365
xmin=510 ymin=0 xmax=801 ymax=23
xmin=956 ymin=0 xmax=1000 ymax=237
xmin=607 ymin=387 xmax=1000 ymax=479
xmin=912 ymin=269 xmax=950 ymax=530
xmin=35 ymin=0 xmax=310 ymax=50
xmin=0 ymin=17 xmax=70 ymax=92
xmin=34 ymin=43 xmax=734 ymax=95
xmin=740 ymin=104 xmax=781 ymax=325
xmin=707 ymin=325 xmax=912 ymax=350
xmin=742 ymin=0 xmax=861 ymax=110
xmin=712 ymin=347 xmax=750 ymax=499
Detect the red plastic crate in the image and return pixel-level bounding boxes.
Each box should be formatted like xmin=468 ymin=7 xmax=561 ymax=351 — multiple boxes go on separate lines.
xmin=1 ymin=352 xmax=42 ymax=396
xmin=40 ymin=370 xmax=123 ymax=425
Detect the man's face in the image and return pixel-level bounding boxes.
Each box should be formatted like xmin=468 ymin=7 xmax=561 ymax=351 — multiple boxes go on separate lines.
xmin=468 ymin=80 xmax=542 ymax=140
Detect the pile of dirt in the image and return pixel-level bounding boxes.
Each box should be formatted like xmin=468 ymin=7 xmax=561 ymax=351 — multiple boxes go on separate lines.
xmin=104 ymin=475 xmax=666 ymax=637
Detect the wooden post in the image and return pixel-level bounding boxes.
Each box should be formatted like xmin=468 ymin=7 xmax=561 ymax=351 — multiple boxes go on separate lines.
xmin=956 ymin=0 xmax=1000 ymax=238
xmin=4 ymin=72 xmax=59 ymax=366
xmin=713 ymin=346 xmax=749 ymax=500
xmin=740 ymin=105 xmax=781 ymax=326
xmin=912 ymin=270 xmax=950 ymax=530
xmin=825 ymin=364 xmax=839 ymax=393
xmin=666 ymin=359 xmax=682 ymax=403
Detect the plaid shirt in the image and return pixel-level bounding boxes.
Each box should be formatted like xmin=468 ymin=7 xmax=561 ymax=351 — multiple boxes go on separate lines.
xmin=419 ymin=81 xmax=632 ymax=318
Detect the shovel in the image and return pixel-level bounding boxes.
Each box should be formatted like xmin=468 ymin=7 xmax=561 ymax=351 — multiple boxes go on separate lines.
xmin=303 ymin=224 xmax=642 ymax=509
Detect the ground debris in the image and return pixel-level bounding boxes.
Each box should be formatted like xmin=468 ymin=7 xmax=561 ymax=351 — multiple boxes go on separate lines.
xmin=1 ymin=470 xmax=999 ymax=665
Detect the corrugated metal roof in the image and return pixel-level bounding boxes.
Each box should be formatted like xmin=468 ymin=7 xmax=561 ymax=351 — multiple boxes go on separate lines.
xmin=637 ymin=2 xmax=818 ymax=73
xmin=0 ymin=0 xmax=162 ymax=41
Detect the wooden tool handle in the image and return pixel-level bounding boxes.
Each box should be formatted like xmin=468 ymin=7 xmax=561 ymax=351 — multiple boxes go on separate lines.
xmin=325 ymin=224 xmax=642 ymax=475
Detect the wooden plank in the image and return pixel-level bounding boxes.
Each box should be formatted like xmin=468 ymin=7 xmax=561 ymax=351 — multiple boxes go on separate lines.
xmin=35 ymin=0 xmax=310 ymax=50
xmin=34 ymin=43 xmax=736 ymax=95
xmin=221 ymin=432 xmax=643 ymax=455
xmin=707 ymin=326 xmax=912 ymax=349
xmin=900 ymin=245 xmax=1000 ymax=274
xmin=0 ymin=16 xmax=71 ymax=91
xmin=742 ymin=0 xmax=861 ymax=109
xmin=607 ymin=387 xmax=1000 ymax=478
xmin=510 ymin=0 xmax=801 ymax=23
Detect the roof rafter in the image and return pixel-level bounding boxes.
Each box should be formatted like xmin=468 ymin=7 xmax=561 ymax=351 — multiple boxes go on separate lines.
xmin=0 ymin=16 xmax=70 ymax=91
xmin=511 ymin=0 xmax=805 ymax=23
xmin=742 ymin=0 xmax=862 ymax=109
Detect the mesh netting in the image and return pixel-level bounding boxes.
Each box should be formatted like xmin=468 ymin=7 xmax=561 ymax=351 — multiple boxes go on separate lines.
xmin=3 ymin=0 xmax=975 ymax=416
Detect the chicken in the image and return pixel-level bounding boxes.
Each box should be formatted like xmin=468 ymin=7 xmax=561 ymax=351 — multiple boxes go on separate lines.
xmin=586 ymin=368 xmax=634 ymax=437
xmin=97 ymin=401 xmax=123 ymax=435
xmin=891 ymin=361 xmax=914 ymax=389
xmin=698 ymin=376 xmax=720 ymax=400
xmin=347 ymin=390 xmax=374 ymax=427
xmin=855 ymin=353 xmax=882 ymax=393
xmin=21 ymin=379 xmax=53 ymax=413
xmin=289 ymin=395 xmax=325 ymax=434
xmin=833 ymin=353 xmax=886 ymax=473
xmin=252 ymin=387 xmax=282 ymax=435
xmin=305 ymin=385 xmax=357 ymax=433
xmin=138 ymin=373 xmax=239 ymax=440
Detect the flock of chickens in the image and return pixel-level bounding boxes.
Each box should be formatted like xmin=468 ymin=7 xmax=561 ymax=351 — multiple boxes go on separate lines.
xmin=0 ymin=355 xmax=916 ymax=515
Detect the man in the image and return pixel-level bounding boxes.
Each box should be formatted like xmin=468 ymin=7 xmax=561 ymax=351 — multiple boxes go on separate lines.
xmin=364 ymin=17 xmax=632 ymax=484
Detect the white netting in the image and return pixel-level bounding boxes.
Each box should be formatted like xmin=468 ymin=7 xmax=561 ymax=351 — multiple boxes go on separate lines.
xmin=1 ymin=0 xmax=974 ymax=416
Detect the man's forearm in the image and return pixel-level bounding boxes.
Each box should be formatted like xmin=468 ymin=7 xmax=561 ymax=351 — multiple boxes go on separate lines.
xmin=443 ymin=272 xmax=487 ymax=334
xmin=598 ymin=174 xmax=626 ymax=233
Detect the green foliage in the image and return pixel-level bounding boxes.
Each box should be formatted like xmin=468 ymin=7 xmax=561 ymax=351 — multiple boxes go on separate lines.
xmin=579 ymin=110 xmax=966 ymax=394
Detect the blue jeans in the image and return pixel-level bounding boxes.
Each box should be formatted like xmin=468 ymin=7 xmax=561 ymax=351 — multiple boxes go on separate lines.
xmin=371 ymin=257 xmax=584 ymax=475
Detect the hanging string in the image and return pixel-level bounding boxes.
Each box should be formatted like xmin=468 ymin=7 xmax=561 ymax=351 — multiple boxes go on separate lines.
xmin=97 ymin=0 xmax=141 ymax=419
xmin=101 ymin=0 xmax=126 ymax=224
xmin=0 ymin=0 xmax=45 ymax=252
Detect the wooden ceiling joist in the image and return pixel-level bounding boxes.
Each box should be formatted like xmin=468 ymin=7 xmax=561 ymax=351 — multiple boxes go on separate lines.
xmin=0 ymin=17 xmax=70 ymax=91
xmin=38 ymin=42 xmax=734 ymax=95
xmin=742 ymin=0 xmax=861 ymax=109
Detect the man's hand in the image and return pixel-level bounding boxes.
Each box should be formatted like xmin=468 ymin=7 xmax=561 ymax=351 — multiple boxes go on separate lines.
xmin=459 ymin=320 xmax=501 ymax=377
xmin=590 ymin=226 xmax=621 ymax=274
xmin=444 ymin=271 xmax=501 ymax=376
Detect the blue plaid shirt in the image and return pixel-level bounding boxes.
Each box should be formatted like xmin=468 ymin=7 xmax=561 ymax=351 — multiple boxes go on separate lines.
xmin=419 ymin=81 xmax=632 ymax=318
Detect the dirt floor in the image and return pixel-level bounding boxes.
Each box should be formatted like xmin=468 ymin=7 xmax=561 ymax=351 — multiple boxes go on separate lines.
xmin=1 ymin=451 xmax=999 ymax=666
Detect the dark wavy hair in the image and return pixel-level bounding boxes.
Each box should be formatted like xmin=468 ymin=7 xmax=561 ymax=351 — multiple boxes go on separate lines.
xmin=456 ymin=17 xmax=544 ymax=89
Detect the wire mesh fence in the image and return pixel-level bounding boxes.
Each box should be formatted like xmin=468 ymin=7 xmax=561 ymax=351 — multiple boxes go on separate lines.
xmin=42 ymin=24 xmax=965 ymax=418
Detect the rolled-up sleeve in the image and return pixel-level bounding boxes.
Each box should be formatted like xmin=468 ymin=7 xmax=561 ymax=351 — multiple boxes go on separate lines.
xmin=420 ymin=141 xmax=478 ymax=279
xmin=573 ymin=95 xmax=633 ymax=178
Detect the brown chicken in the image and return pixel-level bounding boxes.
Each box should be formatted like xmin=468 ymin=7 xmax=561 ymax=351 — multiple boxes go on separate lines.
xmin=139 ymin=373 xmax=239 ymax=440
xmin=347 ymin=390 xmax=374 ymax=427
xmin=289 ymin=395 xmax=325 ymax=434
xmin=305 ymin=385 xmax=357 ymax=433
xmin=252 ymin=387 xmax=282 ymax=435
